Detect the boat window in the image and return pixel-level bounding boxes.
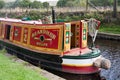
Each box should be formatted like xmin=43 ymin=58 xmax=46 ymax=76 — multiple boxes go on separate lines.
xmin=5 ymin=25 xmax=11 ymax=40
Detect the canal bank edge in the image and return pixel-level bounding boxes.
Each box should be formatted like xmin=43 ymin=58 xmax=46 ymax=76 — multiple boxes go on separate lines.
xmin=97 ymin=32 xmax=120 ymax=40
xmin=5 ymin=53 xmax=66 ymax=80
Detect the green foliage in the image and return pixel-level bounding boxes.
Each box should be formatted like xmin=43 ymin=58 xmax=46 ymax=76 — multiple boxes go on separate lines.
xmin=30 ymin=1 xmax=42 ymax=9
xmin=84 ymin=13 xmax=104 ymax=21
xmin=79 ymin=0 xmax=87 ymax=7
xmin=28 ymin=11 xmax=43 ymax=20
xmin=56 ymin=0 xmax=120 ymax=7
xmin=57 ymin=0 xmax=67 ymax=7
xmin=6 ymin=2 xmax=15 ymax=8
xmin=0 ymin=0 xmax=5 ymax=9
xmin=57 ymin=0 xmax=87 ymax=7
xmin=118 ymin=0 xmax=120 ymax=5
xmin=57 ymin=12 xmax=104 ymax=22
xmin=13 ymin=0 xmax=44 ymax=8
xmin=100 ymin=24 xmax=120 ymax=34
xmin=19 ymin=0 xmax=31 ymax=8
xmin=43 ymin=2 xmax=49 ymax=8
xmin=6 ymin=0 xmax=51 ymax=9
xmin=89 ymin=0 xmax=113 ymax=6
xmin=13 ymin=0 xmax=22 ymax=8
xmin=64 ymin=16 xmax=72 ymax=21
xmin=65 ymin=1 xmax=74 ymax=7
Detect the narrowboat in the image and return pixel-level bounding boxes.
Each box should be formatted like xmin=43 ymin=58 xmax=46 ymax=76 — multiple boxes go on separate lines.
xmin=0 ymin=17 xmax=110 ymax=74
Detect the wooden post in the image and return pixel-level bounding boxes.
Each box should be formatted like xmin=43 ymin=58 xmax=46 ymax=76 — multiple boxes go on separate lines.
xmin=113 ymin=0 xmax=117 ymax=18
xmin=86 ymin=0 xmax=88 ymax=12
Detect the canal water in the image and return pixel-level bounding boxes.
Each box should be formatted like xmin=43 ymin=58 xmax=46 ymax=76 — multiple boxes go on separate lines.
xmin=96 ymin=38 xmax=120 ymax=80
xmin=47 ymin=38 xmax=120 ymax=80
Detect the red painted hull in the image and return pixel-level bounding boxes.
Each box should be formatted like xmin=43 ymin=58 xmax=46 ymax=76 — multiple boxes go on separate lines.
xmin=62 ymin=65 xmax=100 ymax=74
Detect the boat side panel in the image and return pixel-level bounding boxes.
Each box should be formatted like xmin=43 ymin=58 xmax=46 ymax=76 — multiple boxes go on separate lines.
xmin=30 ymin=28 xmax=59 ymax=49
xmin=21 ymin=27 xmax=29 ymax=45
xmin=28 ymin=25 xmax=64 ymax=55
xmin=13 ymin=26 xmax=22 ymax=42
xmin=1 ymin=20 xmax=64 ymax=55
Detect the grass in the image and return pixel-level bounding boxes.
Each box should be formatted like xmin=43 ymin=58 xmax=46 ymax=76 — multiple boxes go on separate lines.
xmin=99 ymin=24 xmax=120 ymax=34
xmin=0 ymin=50 xmax=48 ymax=80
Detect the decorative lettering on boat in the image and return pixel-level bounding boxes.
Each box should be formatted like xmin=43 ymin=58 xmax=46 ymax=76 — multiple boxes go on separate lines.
xmin=23 ymin=28 xmax=28 ymax=44
xmin=32 ymin=30 xmax=56 ymax=40
xmin=30 ymin=28 xmax=59 ymax=49
xmin=36 ymin=42 xmax=48 ymax=47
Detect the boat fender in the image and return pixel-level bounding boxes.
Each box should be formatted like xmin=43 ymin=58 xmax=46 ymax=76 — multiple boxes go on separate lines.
xmin=93 ymin=57 xmax=111 ymax=69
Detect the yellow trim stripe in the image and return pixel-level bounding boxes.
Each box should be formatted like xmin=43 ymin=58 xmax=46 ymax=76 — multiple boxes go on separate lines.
xmin=62 ymin=63 xmax=93 ymax=67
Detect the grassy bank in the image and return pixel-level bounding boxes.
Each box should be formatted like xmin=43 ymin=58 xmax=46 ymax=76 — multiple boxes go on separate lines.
xmin=0 ymin=50 xmax=48 ymax=80
xmin=99 ymin=24 xmax=120 ymax=34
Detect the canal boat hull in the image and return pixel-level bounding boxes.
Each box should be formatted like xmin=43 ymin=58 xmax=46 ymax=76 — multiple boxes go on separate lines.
xmin=0 ymin=39 xmax=101 ymax=74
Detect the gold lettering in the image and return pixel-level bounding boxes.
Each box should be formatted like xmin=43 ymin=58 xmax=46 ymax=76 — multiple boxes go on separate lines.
xmin=32 ymin=33 xmax=34 ymax=38
xmin=32 ymin=29 xmax=56 ymax=39
xmin=23 ymin=34 xmax=27 ymax=42
xmin=36 ymin=42 xmax=48 ymax=47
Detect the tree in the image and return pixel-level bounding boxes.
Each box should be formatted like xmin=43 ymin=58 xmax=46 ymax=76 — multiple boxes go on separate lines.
xmin=89 ymin=0 xmax=113 ymax=6
xmin=118 ymin=0 xmax=120 ymax=5
xmin=42 ymin=2 xmax=50 ymax=14
xmin=113 ymin=0 xmax=117 ymax=18
xmin=65 ymin=1 xmax=74 ymax=7
xmin=79 ymin=0 xmax=87 ymax=7
xmin=57 ymin=0 xmax=87 ymax=7
xmin=5 ymin=2 xmax=14 ymax=8
xmin=0 ymin=0 xmax=5 ymax=9
xmin=56 ymin=0 xmax=116 ymax=7
xmin=57 ymin=0 xmax=67 ymax=7
xmin=30 ymin=1 xmax=42 ymax=9
xmin=43 ymin=2 xmax=49 ymax=8
xmin=13 ymin=0 xmax=22 ymax=8
xmin=19 ymin=0 xmax=31 ymax=8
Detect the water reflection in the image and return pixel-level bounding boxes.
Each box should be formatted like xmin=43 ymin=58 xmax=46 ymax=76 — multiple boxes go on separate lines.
xmin=46 ymin=69 xmax=102 ymax=80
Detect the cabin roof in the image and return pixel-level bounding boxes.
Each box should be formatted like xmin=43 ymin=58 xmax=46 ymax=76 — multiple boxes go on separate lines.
xmin=0 ymin=18 xmax=42 ymax=24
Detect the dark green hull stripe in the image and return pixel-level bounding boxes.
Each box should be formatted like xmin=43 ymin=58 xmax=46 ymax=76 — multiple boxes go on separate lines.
xmin=62 ymin=50 xmax=101 ymax=59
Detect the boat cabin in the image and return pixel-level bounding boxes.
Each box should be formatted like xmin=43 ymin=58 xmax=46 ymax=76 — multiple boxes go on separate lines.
xmin=0 ymin=18 xmax=89 ymax=56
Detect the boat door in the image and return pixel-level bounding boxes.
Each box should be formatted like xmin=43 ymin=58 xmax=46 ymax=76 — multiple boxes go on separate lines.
xmin=4 ymin=25 xmax=11 ymax=40
xmin=71 ymin=24 xmax=76 ymax=48
xmin=0 ymin=21 xmax=2 ymax=38
xmin=70 ymin=21 xmax=81 ymax=48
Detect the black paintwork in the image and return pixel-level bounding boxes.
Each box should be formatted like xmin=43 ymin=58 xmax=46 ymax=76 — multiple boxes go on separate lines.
xmin=0 ymin=40 xmax=62 ymax=71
